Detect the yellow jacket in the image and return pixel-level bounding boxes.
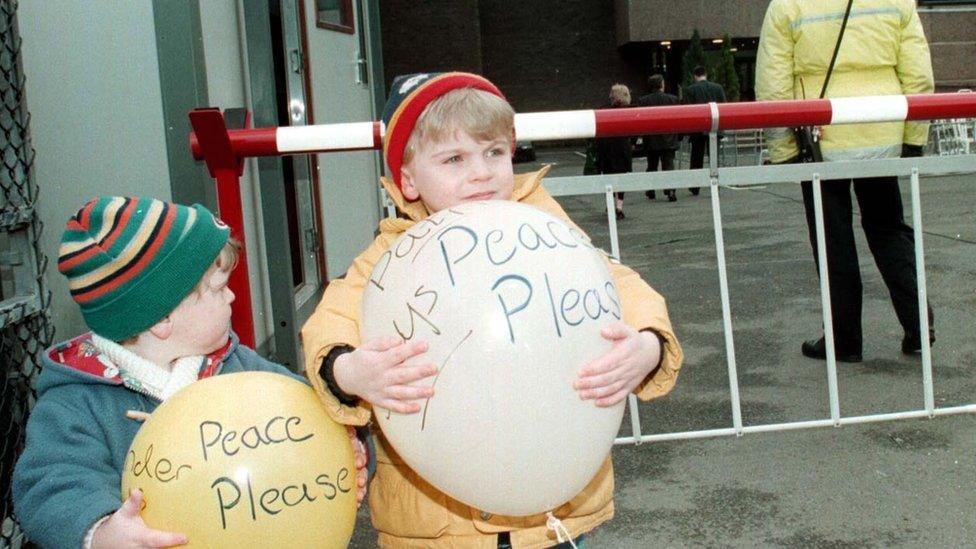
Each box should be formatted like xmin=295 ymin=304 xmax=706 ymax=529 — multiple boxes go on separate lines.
xmin=755 ymin=0 xmax=934 ymax=164
xmin=301 ymin=167 xmax=683 ymax=548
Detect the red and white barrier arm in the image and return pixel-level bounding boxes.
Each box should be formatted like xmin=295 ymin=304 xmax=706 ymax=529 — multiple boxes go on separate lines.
xmin=190 ymin=93 xmax=976 ymax=159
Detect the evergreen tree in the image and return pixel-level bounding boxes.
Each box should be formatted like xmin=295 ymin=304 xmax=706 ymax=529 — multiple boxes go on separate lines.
xmin=682 ymin=29 xmax=706 ymax=90
xmin=714 ymin=34 xmax=740 ymax=101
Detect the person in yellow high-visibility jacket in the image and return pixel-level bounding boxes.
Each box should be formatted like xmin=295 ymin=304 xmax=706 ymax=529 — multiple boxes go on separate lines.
xmin=755 ymin=0 xmax=935 ymax=362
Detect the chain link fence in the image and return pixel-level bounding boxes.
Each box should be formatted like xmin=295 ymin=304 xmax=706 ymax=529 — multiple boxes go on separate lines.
xmin=1 ymin=1 xmax=54 ymax=546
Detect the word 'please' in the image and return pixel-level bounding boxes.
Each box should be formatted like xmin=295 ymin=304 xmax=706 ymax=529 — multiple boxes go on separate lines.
xmin=210 ymin=466 xmax=351 ymax=529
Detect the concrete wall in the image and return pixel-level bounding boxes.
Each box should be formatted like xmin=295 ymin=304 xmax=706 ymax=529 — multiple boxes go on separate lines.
xmin=618 ymin=0 xmax=769 ymax=44
xmin=19 ymin=0 xmax=171 ymax=340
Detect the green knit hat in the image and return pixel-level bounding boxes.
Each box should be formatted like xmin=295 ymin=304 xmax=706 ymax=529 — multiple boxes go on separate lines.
xmin=58 ymin=196 xmax=230 ymax=341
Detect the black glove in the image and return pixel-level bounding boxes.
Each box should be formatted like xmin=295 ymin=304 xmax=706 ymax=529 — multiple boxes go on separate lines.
xmin=901 ymin=144 xmax=924 ymax=158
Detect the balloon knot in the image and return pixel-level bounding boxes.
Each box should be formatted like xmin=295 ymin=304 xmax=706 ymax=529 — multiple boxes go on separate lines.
xmin=545 ymin=512 xmax=578 ymax=548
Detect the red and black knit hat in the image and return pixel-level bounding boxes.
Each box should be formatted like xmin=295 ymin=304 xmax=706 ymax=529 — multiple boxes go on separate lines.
xmin=58 ymin=196 xmax=230 ymax=341
xmin=381 ymin=72 xmax=506 ymax=192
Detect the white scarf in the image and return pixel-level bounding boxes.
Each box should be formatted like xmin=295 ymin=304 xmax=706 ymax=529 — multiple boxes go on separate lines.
xmin=90 ymin=333 xmax=203 ymax=401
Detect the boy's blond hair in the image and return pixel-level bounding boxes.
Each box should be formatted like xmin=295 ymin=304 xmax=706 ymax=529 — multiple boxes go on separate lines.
xmin=192 ymin=239 xmax=241 ymax=294
xmin=610 ymin=84 xmax=631 ymax=107
xmin=402 ymin=88 xmax=514 ymax=165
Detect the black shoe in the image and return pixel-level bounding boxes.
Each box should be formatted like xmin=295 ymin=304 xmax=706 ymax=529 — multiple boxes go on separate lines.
xmin=645 ymin=190 xmax=656 ymax=200
xmin=801 ymin=337 xmax=862 ymax=363
xmin=667 ymin=190 xmax=677 ymax=202
xmin=901 ymin=331 xmax=935 ymax=355
xmin=690 ymin=187 xmax=700 ymax=196
xmin=615 ymin=208 xmax=625 ymax=220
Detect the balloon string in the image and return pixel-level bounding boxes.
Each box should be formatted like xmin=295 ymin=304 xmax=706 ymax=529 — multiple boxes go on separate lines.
xmin=545 ymin=512 xmax=578 ymax=548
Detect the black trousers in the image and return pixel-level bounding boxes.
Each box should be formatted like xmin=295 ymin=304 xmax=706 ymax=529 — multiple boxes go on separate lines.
xmin=689 ymin=135 xmax=706 ymax=169
xmin=646 ymin=149 xmax=676 ymax=172
xmin=800 ymin=175 xmax=929 ymax=353
xmin=689 ymin=135 xmax=707 ymax=193
xmin=646 ymin=149 xmax=676 ymax=197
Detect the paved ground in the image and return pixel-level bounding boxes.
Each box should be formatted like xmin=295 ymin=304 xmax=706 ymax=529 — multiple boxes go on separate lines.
xmin=349 ymin=148 xmax=976 ymax=548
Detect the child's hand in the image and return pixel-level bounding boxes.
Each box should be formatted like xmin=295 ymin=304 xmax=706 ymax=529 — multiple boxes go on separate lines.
xmin=92 ymin=489 xmax=187 ymax=548
xmin=348 ymin=426 xmax=368 ymax=507
xmin=573 ymin=322 xmax=661 ymax=407
xmin=333 ymin=336 xmax=437 ymax=413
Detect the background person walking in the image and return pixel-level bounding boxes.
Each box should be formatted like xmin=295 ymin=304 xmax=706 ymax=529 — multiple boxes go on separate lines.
xmin=595 ymin=83 xmax=635 ymax=219
xmin=683 ymin=66 xmax=726 ymax=195
xmin=638 ymin=74 xmax=680 ymax=202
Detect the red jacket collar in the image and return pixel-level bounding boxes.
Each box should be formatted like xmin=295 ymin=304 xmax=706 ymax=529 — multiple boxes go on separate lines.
xmin=48 ymin=333 xmax=234 ymax=382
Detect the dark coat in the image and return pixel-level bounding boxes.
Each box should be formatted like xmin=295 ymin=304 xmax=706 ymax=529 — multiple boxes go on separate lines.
xmin=683 ymin=79 xmax=727 ymax=105
xmin=637 ymin=91 xmax=680 ymax=151
xmin=594 ymin=103 xmax=633 ymax=174
xmin=683 ymin=80 xmax=727 ymax=137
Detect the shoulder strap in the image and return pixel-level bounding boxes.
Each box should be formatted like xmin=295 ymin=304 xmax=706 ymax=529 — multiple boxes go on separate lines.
xmin=820 ymin=0 xmax=855 ymax=98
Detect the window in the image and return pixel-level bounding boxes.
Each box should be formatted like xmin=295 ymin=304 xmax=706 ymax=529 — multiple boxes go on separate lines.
xmin=316 ymin=0 xmax=354 ymax=33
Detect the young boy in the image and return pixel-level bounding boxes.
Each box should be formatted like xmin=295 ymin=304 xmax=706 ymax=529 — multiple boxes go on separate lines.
xmin=13 ymin=197 xmax=366 ymax=549
xmin=302 ymin=72 xmax=684 ymax=548
xmin=302 ymin=73 xmax=682 ymax=547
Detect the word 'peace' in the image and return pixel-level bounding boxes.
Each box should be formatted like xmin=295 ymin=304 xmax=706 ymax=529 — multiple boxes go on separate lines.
xmin=200 ymin=416 xmax=313 ymax=462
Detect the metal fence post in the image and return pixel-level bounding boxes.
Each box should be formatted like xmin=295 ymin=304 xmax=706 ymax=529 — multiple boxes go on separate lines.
xmin=708 ymin=129 xmax=744 ymax=434
xmin=811 ymin=173 xmax=842 ymax=424
xmin=908 ymin=166 xmax=934 ymax=415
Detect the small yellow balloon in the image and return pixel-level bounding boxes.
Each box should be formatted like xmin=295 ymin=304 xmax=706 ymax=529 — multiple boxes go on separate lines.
xmin=121 ymin=372 xmax=356 ymax=548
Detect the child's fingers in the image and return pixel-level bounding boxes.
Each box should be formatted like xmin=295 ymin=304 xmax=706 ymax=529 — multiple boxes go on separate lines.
xmin=361 ymin=335 xmax=404 ymax=352
xmin=578 ymin=378 xmax=629 ymax=400
xmin=384 ymin=340 xmax=429 ymax=366
xmin=385 ymin=384 xmax=434 ymax=401
xmin=349 ymin=440 xmax=367 ymax=468
xmin=594 ymin=388 xmax=631 ymax=407
xmin=576 ymin=371 xmax=627 ymax=400
xmin=601 ymin=321 xmax=633 ymax=341
xmin=576 ymin=350 xmax=621 ymax=379
xmin=379 ymin=398 xmax=423 ymax=414
xmin=388 ymin=363 xmax=438 ymax=386
xmin=143 ymin=529 xmax=188 ymax=548
xmin=118 ymin=489 xmax=143 ymax=517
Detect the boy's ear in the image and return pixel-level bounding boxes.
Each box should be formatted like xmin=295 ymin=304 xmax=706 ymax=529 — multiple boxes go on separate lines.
xmin=148 ymin=316 xmax=174 ymax=340
xmin=400 ymin=166 xmax=421 ymax=202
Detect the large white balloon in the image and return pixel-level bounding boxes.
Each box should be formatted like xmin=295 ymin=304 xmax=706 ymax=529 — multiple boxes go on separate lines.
xmin=361 ymin=200 xmax=625 ymax=516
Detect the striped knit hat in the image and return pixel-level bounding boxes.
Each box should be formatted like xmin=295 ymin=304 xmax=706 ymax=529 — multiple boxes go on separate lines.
xmin=381 ymin=72 xmax=506 ymax=192
xmin=58 ymin=197 xmax=230 ymax=341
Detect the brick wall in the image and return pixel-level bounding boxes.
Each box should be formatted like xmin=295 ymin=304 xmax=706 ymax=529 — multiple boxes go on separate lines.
xmin=379 ymin=0 xmax=647 ymax=113
xmin=378 ymin=1 xmax=483 ymax=91
xmin=919 ymin=10 xmax=976 ymax=91
xmin=477 ymin=0 xmax=645 ymax=111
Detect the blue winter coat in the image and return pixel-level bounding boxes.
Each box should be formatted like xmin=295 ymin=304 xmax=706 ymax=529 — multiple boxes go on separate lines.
xmin=12 ymin=332 xmax=304 ymax=549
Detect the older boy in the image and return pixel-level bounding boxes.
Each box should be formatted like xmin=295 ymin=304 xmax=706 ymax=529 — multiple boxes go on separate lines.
xmin=303 ymin=72 xmax=684 ymax=547
xmin=13 ymin=197 xmax=366 ymax=549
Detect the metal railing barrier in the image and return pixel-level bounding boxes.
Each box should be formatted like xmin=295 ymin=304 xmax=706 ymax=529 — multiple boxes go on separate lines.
xmin=189 ymin=92 xmax=976 ymax=446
